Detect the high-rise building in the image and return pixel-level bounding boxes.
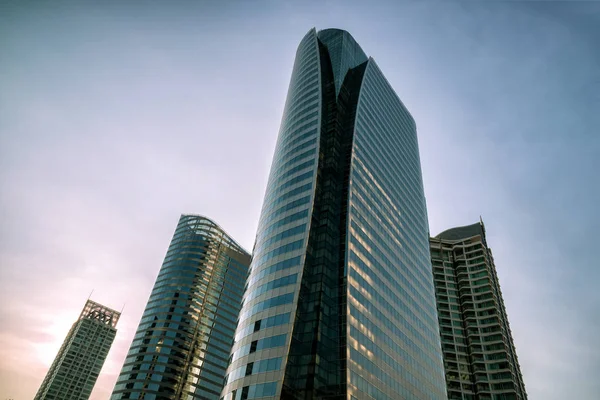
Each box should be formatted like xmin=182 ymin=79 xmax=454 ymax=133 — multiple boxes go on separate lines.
xmin=111 ymin=215 xmax=251 ymax=400
xmin=34 ymin=299 xmax=120 ymax=400
xmin=221 ymin=28 xmax=447 ymax=400
xmin=430 ymin=221 xmax=527 ymax=400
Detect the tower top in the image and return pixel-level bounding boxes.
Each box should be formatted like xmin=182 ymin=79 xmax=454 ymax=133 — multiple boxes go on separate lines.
xmin=79 ymin=299 xmax=121 ymax=328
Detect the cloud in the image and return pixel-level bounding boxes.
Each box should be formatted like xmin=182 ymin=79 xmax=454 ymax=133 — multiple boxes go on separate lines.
xmin=1 ymin=1 xmax=598 ymax=399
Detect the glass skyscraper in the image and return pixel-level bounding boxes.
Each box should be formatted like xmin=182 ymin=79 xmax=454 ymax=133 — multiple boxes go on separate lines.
xmin=111 ymin=215 xmax=251 ymax=400
xmin=430 ymin=221 xmax=527 ymax=400
xmin=221 ymin=28 xmax=447 ymax=400
xmin=34 ymin=299 xmax=120 ymax=400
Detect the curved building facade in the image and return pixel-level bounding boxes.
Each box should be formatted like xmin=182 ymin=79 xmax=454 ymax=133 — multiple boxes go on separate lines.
xmin=111 ymin=215 xmax=250 ymax=400
xmin=221 ymin=28 xmax=447 ymax=400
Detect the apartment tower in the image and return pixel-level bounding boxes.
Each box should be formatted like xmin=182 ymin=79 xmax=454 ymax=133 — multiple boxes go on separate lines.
xmin=34 ymin=299 xmax=120 ymax=400
xmin=221 ymin=28 xmax=447 ymax=400
xmin=111 ymin=215 xmax=251 ymax=399
xmin=430 ymin=221 xmax=527 ymax=400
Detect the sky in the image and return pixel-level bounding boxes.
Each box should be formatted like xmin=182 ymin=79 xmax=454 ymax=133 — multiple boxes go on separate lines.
xmin=0 ymin=1 xmax=598 ymax=399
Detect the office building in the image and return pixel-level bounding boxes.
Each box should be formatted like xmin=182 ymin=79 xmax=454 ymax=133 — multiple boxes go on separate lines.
xmin=430 ymin=221 xmax=527 ymax=400
xmin=111 ymin=215 xmax=251 ymax=399
xmin=34 ymin=299 xmax=120 ymax=400
xmin=221 ymin=28 xmax=447 ymax=400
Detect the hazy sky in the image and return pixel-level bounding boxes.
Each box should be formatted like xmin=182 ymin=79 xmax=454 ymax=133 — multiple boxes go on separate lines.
xmin=1 ymin=1 xmax=598 ymax=399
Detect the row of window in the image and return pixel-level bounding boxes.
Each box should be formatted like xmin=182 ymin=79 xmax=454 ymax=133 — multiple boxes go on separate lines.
xmin=156 ymin=260 xmax=246 ymax=292
xmin=349 ymin=265 xmax=437 ymax=347
xmin=257 ymin=183 xmax=312 ymax=230
xmin=281 ymin=94 xmax=319 ymax=127
xmin=153 ymin=268 xmax=244 ymax=296
xmin=349 ymin=370 xmax=392 ymax=400
xmin=119 ymin=348 xmax=227 ymax=379
xmin=350 ymin=206 xmax=435 ymax=309
xmin=281 ymin=80 xmax=318 ymax=121
xmin=255 ymin=211 xmax=308 ymax=256
xmin=354 ymin=105 xmax=420 ymax=214
xmin=147 ymin=286 xmax=241 ymax=317
xmin=286 ymin=64 xmax=318 ymax=101
xmin=234 ymin=312 xmax=291 ymax=343
xmin=285 ymin=72 xmax=318 ymax=108
xmin=349 ymin=246 xmax=436 ymax=330
xmin=346 ymin=70 xmax=449 ymax=396
xmin=289 ymin=45 xmax=317 ymax=80
xmin=252 ymin=240 xmax=304 ymax=270
xmin=238 ymin=292 xmax=294 ymax=324
xmin=272 ymin=126 xmax=316 ymax=170
xmin=350 ymin=146 xmax=431 ymax=285
xmin=260 ymin=195 xmax=311 ymax=231
xmin=273 ymin=134 xmax=317 ymax=169
xmin=349 ymin=305 xmax=443 ymax=392
xmin=246 ymin=256 xmax=301 ymax=288
xmin=262 ymin=149 xmax=314 ymax=200
xmin=350 ymin=172 xmax=433 ymax=297
xmin=276 ymin=111 xmax=317 ymax=152
xmin=253 ymin=224 xmax=306 ymax=257
xmin=225 ymin=357 xmax=282 ymax=385
xmin=243 ymin=274 xmax=298 ymax=306
xmin=282 ymin=109 xmax=319 ymax=135
xmin=352 ymin=123 xmax=427 ymax=264
xmin=349 ymin=327 xmax=440 ymax=398
xmin=137 ymin=305 xmax=237 ymax=333
xmin=221 ymin=38 xmax=319 ymax=396
xmin=129 ymin=323 xmax=233 ymax=360
xmin=349 ymin=241 xmax=438 ymax=345
xmin=224 ymin=381 xmax=278 ymax=400
xmin=285 ymin=53 xmax=318 ymax=90
xmin=143 ymin=294 xmax=238 ymax=321
xmin=265 ymin=171 xmax=313 ymax=206
xmin=230 ymin=334 xmax=287 ymax=363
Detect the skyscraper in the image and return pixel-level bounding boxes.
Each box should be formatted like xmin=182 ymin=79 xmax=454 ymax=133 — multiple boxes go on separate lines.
xmin=34 ymin=299 xmax=120 ymax=400
xmin=430 ymin=221 xmax=527 ymax=400
xmin=111 ymin=215 xmax=251 ymax=400
xmin=221 ymin=28 xmax=447 ymax=400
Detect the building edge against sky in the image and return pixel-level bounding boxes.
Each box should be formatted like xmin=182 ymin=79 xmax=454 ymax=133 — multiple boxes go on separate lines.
xmin=110 ymin=214 xmax=251 ymax=399
xmin=431 ymin=221 xmax=527 ymax=400
xmin=221 ymin=27 xmax=447 ymax=400
xmin=34 ymin=299 xmax=120 ymax=400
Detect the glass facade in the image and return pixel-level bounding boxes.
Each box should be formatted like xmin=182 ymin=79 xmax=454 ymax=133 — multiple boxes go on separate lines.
xmin=430 ymin=222 xmax=527 ymax=400
xmin=221 ymin=28 xmax=322 ymax=400
xmin=111 ymin=215 xmax=250 ymax=400
xmin=346 ymin=59 xmax=447 ymax=400
xmin=34 ymin=300 xmax=120 ymax=400
xmin=222 ymin=28 xmax=447 ymax=400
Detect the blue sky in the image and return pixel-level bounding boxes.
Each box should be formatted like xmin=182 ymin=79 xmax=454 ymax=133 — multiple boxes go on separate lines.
xmin=1 ymin=1 xmax=598 ymax=399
